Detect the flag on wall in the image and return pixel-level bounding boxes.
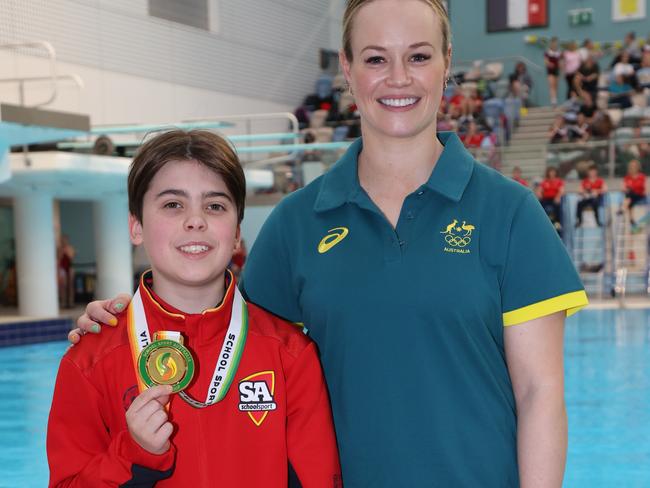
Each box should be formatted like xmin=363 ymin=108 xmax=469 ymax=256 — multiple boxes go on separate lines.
xmin=612 ymin=0 xmax=646 ymax=21
xmin=487 ymin=0 xmax=548 ymax=32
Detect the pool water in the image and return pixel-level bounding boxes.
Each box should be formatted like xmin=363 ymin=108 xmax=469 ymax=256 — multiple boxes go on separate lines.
xmin=0 ymin=341 xmax=68 ymax=488
xmin=563 ymin=309 xmax=650 ymax=487
xmin=1 ymin=310 xmax=649 ymax=487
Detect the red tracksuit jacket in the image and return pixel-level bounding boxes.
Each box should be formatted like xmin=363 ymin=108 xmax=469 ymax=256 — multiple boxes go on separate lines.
xmin=47 ymin=274 xmax=341 ymax=487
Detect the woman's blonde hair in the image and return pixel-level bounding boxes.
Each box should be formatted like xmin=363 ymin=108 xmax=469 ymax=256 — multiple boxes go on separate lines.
xmin=342 ymin=0 xmax=451 ymax=64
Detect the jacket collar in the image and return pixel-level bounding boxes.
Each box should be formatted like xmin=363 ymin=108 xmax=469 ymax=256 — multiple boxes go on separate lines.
xmin=138 ymin=269 xmax=236 ymax=323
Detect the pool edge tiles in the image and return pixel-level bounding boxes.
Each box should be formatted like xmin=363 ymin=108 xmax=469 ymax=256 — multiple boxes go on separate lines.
xmin=0 ymin=318 xmax=73 ymax=347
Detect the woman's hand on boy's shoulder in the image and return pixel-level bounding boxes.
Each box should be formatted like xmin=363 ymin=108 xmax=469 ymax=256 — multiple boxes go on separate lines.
xmin=68 ymin=293 xmax=133 ymax=344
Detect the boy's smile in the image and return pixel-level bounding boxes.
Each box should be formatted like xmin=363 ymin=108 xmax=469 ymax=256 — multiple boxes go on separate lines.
xmin=129 ymin=159 xmax=240 ymax=312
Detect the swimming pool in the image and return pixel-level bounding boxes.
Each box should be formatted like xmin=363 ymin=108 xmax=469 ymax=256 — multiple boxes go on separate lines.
xmin=1 ymin=309 xmax=649 ymax=487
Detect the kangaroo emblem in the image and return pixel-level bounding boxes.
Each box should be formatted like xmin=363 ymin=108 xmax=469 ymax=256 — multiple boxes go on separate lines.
xmin=461 ymin=221 xmax=475 ymax=236
xmin=440 ymin=219 xmax=458 ymax=234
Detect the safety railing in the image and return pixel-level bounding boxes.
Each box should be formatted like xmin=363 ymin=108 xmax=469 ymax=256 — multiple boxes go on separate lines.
xmin=545 ymin=135 xmax=650 ymax=179
xmin=452 ymin=55 xmax=545 ymax=106
xmin=0 ymin=40 xmax=85 ymax=108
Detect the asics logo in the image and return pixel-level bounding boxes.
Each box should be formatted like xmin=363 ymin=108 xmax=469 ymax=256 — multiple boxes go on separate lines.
xmin=318 ymin=227 xmax=349 ymax=254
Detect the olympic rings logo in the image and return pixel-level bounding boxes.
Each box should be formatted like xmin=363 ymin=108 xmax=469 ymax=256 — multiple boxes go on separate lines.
xmin=444 ymin=234 xmax=471 ymax=247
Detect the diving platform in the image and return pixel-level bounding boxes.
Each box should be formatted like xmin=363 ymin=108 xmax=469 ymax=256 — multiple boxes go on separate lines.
xmin=0 ymin=103 xmax=90 ymax=181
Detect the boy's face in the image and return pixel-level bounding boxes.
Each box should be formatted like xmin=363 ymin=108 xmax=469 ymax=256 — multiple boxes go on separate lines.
xmin=129 ymin=159 xmax=240 ymax=293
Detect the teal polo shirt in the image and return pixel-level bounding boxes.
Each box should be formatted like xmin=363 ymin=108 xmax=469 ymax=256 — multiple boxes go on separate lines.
xmin=242 ymin=132 xmax=587 ymax=487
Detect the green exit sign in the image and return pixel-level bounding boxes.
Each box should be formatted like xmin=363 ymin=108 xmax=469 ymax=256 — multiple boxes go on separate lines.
xmin=569 ymin=8 xmax=593 ymax=26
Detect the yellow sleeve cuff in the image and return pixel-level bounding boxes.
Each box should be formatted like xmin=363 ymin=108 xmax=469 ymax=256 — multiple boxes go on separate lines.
xmin=502 ymin=290 xmax=589 ymax=327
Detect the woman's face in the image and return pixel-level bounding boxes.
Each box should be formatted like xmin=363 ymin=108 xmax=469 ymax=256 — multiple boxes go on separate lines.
xmin=340 ymin=0 xmax=450 ymax=141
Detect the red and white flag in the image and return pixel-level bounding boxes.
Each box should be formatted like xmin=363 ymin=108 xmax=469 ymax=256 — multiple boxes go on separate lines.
xmin=488 ymin=0 xmax=547 ymax=31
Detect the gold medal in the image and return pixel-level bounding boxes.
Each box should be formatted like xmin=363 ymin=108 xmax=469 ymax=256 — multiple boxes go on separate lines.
xmin=138 ymin=339 xmax=195 ymax=393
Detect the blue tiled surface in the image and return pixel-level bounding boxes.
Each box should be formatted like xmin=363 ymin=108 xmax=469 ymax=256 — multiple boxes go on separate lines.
xmin=0 ymin=319 xmax=73 ymax=347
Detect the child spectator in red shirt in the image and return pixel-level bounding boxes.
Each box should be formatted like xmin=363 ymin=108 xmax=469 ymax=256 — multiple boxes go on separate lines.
xmin=461 ymin=121 xmax=484 ymax=148
xmin=576 ymin=164 xmax=607 ymax=227
xmin=537 ymin=166 xmax=565 ymax=234
xmin=511 ymin=166 xmax=529 ymax=187
xmin=620 ymin=159 xmax=647 ymax=225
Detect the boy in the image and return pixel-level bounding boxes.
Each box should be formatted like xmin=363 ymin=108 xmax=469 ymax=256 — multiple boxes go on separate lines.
xmin=47 ymin=130 xmax=341 ymax=487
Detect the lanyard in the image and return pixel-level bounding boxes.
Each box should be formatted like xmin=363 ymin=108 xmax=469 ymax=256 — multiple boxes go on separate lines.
xmin=127 ymin=285 xmax=248 ymax=407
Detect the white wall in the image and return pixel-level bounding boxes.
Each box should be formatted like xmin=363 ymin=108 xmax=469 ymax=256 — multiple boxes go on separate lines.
xmin=0 ymin=0 xmax=332 ymax=113
xmin=0 ymin=52 xmax=294 ymax=125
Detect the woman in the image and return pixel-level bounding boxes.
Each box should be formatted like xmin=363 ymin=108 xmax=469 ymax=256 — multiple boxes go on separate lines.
xmin=74 ymin=1 xmax=587 ymax=486
xmin=544 ymin=37 xmax=562 ymax=106
xmin=563 ymin=41 xmax=582 ymax=100
xmin=509 ymin=61 xmax=533 ymax=107
xmin=57 ymin=235 xmax=75 ymax=308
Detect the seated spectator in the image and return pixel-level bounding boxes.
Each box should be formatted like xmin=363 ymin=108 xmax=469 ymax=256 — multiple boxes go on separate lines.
xmin=294 ymin=105 xmax=311 ymax=130
xmin=578 ymin=91 xmax=597 ymax=121
xmin=619 ymin=159 xmax=647 ymax=225
xmin=300 ymin=131 xmax=322 ymax=163
xmin=466 ymin=88 xmax=483 ymax=117
xmin=549 ymin=115 xmax=569 ymax=144
xmin=511 ymin=166 xmax=529 ymax=187
xmin=436 ymin=97 xmax=457 ymax=132
xmin=537 ymin=166 xmax=565 ymax=233
xmin=590 ymin=109 xmax=614 ymax=139
xmin=568 ymin=112 xmax=591 ymax=143
xmin=637 ymin=51 xmax=650 ymax=88
xmin=575 ymin=55 xmax=600 ymax=102
xmin=613 ymin=51 xmax=635 ymax=78
xmin=608 ymin=74 xmax=634 ymax=109
xmin=449 ymin=86 xmax=469 ymax=118
xmin=461 ymin=120 xmax=484 ymax=148
xmin=509 ymin=61 xmax=533 ymax=107
xmin=576 ymin=164 xmax=607 ymax=227
xmin=625 ymin=126 xmax=650 ymax=165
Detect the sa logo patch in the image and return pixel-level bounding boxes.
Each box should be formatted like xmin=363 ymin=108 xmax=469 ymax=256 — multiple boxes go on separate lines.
xmin=238 ymin=371 xmax=277 ymax=426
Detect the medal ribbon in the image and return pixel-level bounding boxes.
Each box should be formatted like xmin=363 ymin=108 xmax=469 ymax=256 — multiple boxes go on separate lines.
xmin=127 ymin=284 xmax=248 ymax=407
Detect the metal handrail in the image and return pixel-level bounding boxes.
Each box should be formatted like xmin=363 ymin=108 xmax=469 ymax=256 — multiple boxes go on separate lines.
xmin=545 ymin=135 xmax=650 ymax=178
xmin=0 ymin=73 xmax=84 ymax=90
xmin=454 ymin=55 xmax=545 ymax=74
xmin=179 ymin=112 xmax=301 ymax=164
xmin=0 ymin=40 xmax=59 ymax=107
xmin=546 ymin=136 xmax=650 ymax=152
